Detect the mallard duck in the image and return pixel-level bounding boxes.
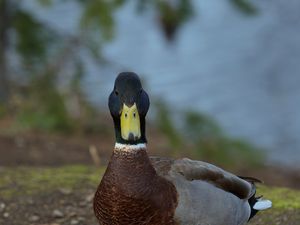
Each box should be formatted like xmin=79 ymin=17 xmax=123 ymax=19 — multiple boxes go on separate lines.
xmin=94 ymin=72 xmax=272 ymax=225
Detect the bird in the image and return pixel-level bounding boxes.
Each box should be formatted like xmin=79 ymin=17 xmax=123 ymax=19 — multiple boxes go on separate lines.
xmin=93 ymin=72 xmax=272 ymax=225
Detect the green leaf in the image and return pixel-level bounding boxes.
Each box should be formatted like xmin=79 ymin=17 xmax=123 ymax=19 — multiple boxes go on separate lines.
xmin=12 ymin=9 xmax=54 ymax=63
xmin=80 ymin=0 xmax=117 ymax=41
xmin=230 ymin=0 xmax=258 ymax=15
xmin=155 ymin=0 xmax=194 ymax=40
xmin=36 ymin=0 xmax=53 ymax=7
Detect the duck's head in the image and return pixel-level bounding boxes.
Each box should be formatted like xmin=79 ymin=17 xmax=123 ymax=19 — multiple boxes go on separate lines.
xmin=109 ymin=72 xmax=150 ymax=146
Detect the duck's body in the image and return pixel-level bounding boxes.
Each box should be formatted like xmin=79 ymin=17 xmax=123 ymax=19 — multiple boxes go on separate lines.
xmin=94 ymin=144 xmax=263 ymax=225
xmin=94 ymin=72 xmax=271 ymax=225
xmin=152 ymin=156 xmax=252 ymax=225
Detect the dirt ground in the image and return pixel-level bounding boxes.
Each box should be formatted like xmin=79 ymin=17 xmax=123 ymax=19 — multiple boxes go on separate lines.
xmin=0 ymin=133 xmax=299 ymax=225
xmin=0 ymin=185 xmax=298 ymax=225
xmin=0 ymin=189 xmax=98 ymax=225
xmin=0 ymin=133 xmax=299 ymax=189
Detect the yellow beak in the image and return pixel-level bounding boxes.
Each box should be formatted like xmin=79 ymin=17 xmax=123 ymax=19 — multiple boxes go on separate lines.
xmin=120 ymin=103 xmax=141 ymax=141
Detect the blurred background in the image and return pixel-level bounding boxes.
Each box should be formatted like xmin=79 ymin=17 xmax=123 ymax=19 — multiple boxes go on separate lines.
xmin=0 ymin=0 xmax=300 ymax=224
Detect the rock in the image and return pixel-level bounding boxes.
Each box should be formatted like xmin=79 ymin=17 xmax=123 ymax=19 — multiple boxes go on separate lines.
xmin=77 ymin=216 xmax=85 ymax=221
xmin=3 ymin=212 xmax=9 ymax=218
xmin=52 ymin=209 xmax=64 ymax=218
xmin=79 ymin=201 xmax=87 ymax=207
xmin=85 ymin=193 xmax=94 ymax=203
xmin=65 ymin=205 xmax=76 ymax=215
xmin=26 ymin=198 xmax=34 ymax=205
xmin=59 ymin=188 xmax=72 ymax=195
xmin=70 ymin=219 xmax=79 ymax=225
xmin=29 ymin=215 xmax=40 ymax=222
xmin=0 ymin=203 xmax=5 ymax=212
xmin=68 ymin=211 xmax=77 ymax=217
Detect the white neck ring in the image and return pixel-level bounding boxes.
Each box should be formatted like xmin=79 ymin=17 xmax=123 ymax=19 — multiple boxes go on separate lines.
xmin=114 ymin=143 xmax=147 ymax=152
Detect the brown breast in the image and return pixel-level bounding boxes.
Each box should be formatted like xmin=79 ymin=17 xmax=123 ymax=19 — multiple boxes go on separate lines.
xmin=94 ymin=149 xmax=178 ymax=225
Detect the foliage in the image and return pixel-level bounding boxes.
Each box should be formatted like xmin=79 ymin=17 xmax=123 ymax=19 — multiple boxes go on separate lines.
xmin=10 ymin=69 xmax=108 ymax=133
xmin=230 ymin=0 xmax=258 ymax=15
xmin=0 ymin=104 xmax=6 ymax=118
xmin=183 ymin=111 xmax=263 ymax=167
xmin=16 ymin=74 xmax=73 ymax=132
xmin=154 ymin=101 xmax=182 ymax=149
xmin=153 ymin=0 xmax=194 ymax=40
xmin=155 ymin=101 xmax=264 ymax=168
xmin=80 ymin=0 xmax=125 ymax=41
xmin=12 ymin=9 xmax=55 ymax=63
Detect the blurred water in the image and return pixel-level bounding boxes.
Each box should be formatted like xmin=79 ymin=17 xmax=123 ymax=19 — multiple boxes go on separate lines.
xmin=23 ymin=0 xmax=300 ymax=167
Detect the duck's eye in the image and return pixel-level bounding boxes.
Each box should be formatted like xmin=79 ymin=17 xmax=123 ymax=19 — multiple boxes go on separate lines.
xmin=115 ymin=90 xmax=119 ymax=96
xmin=133 ymin=112 xmax=136 ymax=118
xmin=125 ymin=113 xmax=128 ymax=118
xmin=139 ymin=89 xmax=143 ymax=94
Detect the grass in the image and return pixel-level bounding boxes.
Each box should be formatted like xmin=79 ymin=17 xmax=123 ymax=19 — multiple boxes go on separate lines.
xmin=257 ymin=185 xmax=300 ymax=209
xmin=250 ymin=185 xmax=300 ymax=225
xmin=0 ymin=165 xmax=105 ymax=198
xmin=1 ymin=165 xmax=299 ymax=205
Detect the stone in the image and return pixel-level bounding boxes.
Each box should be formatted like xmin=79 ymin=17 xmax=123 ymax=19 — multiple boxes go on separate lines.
xmin=85 ymin=194 xmax=94 ymax=203
xmin=52 ymin=209 xmax=64 ymax=218
xmin=78 ymin=217 xmax=85 ymax=221
xmin=59 ymin=188 xmax=72 ymax=195
xmin=29 ymin=215 xmax=40 ymax=222
xmin=70 ymin=219 xmax=79 ymax=225
xmin=0 ymin=203 xmax=5 ymax=212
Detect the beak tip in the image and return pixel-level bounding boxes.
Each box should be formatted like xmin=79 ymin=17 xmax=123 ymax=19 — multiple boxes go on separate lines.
xmin=128 ymin=133 xmax=135 ymax=141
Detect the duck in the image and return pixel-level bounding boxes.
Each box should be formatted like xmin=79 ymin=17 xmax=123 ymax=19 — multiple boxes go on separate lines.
xmin=94 ymin=72 xmax=272 ymax=225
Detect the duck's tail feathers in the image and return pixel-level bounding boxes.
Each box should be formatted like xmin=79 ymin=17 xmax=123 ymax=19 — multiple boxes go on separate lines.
xmin=253 ymin=198 xmax=272 ymax=210
xmin=248 ymin=195 xmax=272 ymax=221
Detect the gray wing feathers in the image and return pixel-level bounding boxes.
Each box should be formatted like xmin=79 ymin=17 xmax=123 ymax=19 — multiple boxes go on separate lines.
xmin=165 ymin=158 xmax=253 ymax=225
xmin=171 ymin=178 xmax=251 ymax=225
xmin=151 ymin=157 xmax=254 ymax=225
xmin=172 ymin=158 xmax=254 ymax=199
